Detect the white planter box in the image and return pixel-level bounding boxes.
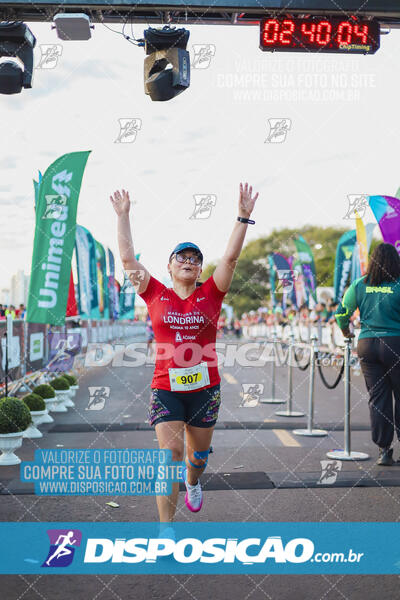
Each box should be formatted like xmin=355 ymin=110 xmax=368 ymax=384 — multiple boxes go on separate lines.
xmin=23 ymin=410 xmax=47 ymax=438
xmin=50 ymin=390 xmax=69 ymax=412
xmin=42 ymin=397 xmax=56 ymax=420
xmin=0 ymin=431 xmax=25 ymax=465
xmin=36 ymin=406 xmax=54 ymax=424
xmin=63 ymin=389 xmax=75 ymax=408
xmin=69 ymin=384 xmax=79 ymax=398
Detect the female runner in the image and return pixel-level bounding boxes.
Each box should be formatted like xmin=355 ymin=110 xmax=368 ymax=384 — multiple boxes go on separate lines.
xmin=111 ymin=182 xmax=259 ymax=527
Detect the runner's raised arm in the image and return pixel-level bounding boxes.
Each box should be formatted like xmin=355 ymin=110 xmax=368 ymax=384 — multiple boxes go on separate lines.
xmin=110 ymin=188 xmax=151 ymax=295
xmin=213 ymin=182 xmax=259 ymax=293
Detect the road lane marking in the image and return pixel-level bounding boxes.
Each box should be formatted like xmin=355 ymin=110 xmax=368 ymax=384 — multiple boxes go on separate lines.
xmin=223 ymin=373 xmax=238 ymax=385
xmin=272 ymin=429 xmax=301 ymax=447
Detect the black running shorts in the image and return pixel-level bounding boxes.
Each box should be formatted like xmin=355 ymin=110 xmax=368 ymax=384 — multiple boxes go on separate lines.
xmin=148 ymin=384 xmax=221 ymax=428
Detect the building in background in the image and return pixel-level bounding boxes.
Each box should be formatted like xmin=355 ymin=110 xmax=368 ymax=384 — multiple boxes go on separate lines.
xmin=1 ymin=288 xmax=10 ymax=305
xmin=10 ymin=270 xmax=30 ymax=306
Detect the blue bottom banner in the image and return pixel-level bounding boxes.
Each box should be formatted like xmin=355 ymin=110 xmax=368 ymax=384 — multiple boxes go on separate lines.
xmin=0 ymin=522 xmax=399 ymax=574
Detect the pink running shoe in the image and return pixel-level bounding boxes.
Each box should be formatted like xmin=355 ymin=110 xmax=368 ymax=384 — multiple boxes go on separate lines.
xmin=182 ymin=468 xmax=203 ymax=512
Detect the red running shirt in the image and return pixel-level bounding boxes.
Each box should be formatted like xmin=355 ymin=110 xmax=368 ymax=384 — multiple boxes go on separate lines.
xmin=138 ymin=274 xmax=227 ymax=392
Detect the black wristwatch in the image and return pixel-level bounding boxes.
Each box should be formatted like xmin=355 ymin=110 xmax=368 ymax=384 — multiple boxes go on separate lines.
xmin=237 ymin=216 xmax=255 ymax=224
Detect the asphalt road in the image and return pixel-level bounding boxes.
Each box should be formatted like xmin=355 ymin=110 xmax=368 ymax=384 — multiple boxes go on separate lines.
xmin=1 ymin=334 xmax=400 ymax=599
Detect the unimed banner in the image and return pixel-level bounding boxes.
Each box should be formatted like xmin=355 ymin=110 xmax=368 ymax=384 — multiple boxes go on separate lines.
xmin=271 ymin=252 xmax=294 ymax=310
xmin=75 ymin=225 xmax=100 ymax=319
xmin=268 ymin=254 xmax=277 ymax=308
xmin=119 ymin=253 xmax=140 ymax=319
xmin=294 ymin=235 xmax=317 ymax=303
xmin=26 ymin=151 xmax=91 ymax=325
xmin=334 ymin=229 xmax=356 ymax=302
xmin=95 ymin=240 xmax=108 ymax=319
xmin=107 ymin=248 xmax=118 ymax=320
xmin=75 ymin=225 xmax=92 ymax=318
xmin=292 ymin=256 xmax=307 ymax=307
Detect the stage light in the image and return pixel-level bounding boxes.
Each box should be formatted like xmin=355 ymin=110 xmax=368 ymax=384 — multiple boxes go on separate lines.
xmin=53 ymin=13 xmax=94 ymax=41
xmin=143 ymin=25 xmax=190 ymax=102
xmin=0 ymin=21 xmax=36 ymax=95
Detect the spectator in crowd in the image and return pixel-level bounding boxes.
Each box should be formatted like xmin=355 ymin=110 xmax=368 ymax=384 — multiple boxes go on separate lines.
xmin=327 ymin=300 xmax=339 ymax=328
xmin=287 ymin=307 xmax=298 ymax=325
xmin=310 ymin=302 xmax=328 ymax=323
xmin=327 ymin=300 xmax=338 ymax=322
xmin=233 ymin=317 xmax=242 ymax=339
xmin=274 ymin=305 xmax=287 ymax=326
xmin=299 ymin=304 xmax=310 ymax=324
xmin=15 ymin=304 xmax=26 ymax=319
xmin=220 ymin=314 xmax=228 ymax=335
xmin=266 ymin=310 xmax=275 ymax=327
xmin=4 ymin=305 xmax=16 ymax=319
xmin=217 ymin=315 xmax=225 ymax=338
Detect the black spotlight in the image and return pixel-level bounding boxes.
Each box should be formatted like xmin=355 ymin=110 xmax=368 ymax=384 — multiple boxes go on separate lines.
xmin=143 ymin=25 xmax=190 ymax=102
xmin=0 ymin=21 xmax=36 ymax=95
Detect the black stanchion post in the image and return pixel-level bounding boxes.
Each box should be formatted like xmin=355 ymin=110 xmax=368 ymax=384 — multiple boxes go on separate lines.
xmin=275 ymin=331 xmax=305 ymax=418
xmin=293 ymin=333 xmax=327 ymax=437
xmin=326 ymin=337 xmax=369 ymax=461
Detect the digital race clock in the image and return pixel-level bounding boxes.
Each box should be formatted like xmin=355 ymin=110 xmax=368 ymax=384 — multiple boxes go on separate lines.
xmin=260 ymin=16 xmax=380 ymax=54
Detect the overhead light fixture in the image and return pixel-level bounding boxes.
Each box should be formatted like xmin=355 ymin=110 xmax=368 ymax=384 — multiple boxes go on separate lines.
xmin=0 ymin=21 xmax=36 ymax=95
xmin=53 ymin=13 xmax=94 ymax=41
xmin=143 ymin=25 xmax=190 ymax=102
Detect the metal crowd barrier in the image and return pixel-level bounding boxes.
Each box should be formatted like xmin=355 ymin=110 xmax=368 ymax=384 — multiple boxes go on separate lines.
xmin=259 ymin=329 xmax=285 ymax=405
xmin=0 ymin=315 xmax=146 ymax=395
xmin=326 ymin=337 xmax=369 ymax=461
xmin=242 ymin=322 xmax=360 ymax=350
xmin=275 ymin=331 xmax=305 ymax=418
xmin=256 ymin=326 xmax=368 ymax=461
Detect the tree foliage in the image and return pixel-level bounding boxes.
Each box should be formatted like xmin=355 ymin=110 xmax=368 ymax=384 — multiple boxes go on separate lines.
xmin=201 ymin=225 xmax=377 ymax=316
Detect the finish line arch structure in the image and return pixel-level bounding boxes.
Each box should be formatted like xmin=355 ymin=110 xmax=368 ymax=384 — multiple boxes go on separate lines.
xmin=1 ymin=0 xmax=400 ymax=28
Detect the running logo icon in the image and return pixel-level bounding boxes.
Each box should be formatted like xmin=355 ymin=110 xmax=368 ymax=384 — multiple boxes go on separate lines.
xmin=87 ymin=386 xmax=110 ymax=410
xmin=317 ymin=460 xmax=342 ymax=485
xmin=265 ymin=119 xmax=291 ymax=143
xmin=42 ymin=194 xmax=67 ymax=220
xmin=275 ymin=269 xmax=296 ymax=293
xmin=125 ymin=269 xmax=145 ymax=292
xmin=189 ymin=194 xmax=217 ymax=219
xmin=42 ymin=529 xmax=82 ymax=568
xmin=344 ymin=195 xmax=368 ymax=219
xmin=115 ymin=118 xmax=142 ymax=143
xmin=240 ymin=383 xmax=264 ymax=407
xmin=192 ymin=44 xmax=216 ymax=69
xmin=36 ymin=44 xmax=63 ymax=69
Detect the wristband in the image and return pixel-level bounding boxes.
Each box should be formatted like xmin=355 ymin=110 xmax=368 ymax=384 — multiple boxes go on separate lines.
xmin=237 ymin=216 xmax=255 ymax=224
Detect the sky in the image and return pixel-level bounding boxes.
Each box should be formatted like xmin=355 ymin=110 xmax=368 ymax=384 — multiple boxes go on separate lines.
xmin=1 ymin=20 xmax=400 ymax=306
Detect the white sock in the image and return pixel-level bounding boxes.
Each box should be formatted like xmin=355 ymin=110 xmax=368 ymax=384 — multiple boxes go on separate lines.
xmin=186 ymin=478 xmax=199 ymax=488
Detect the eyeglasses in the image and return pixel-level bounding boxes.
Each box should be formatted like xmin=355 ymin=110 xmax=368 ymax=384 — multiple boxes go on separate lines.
xmin=174 ymin=252 xmax=202 ymax=266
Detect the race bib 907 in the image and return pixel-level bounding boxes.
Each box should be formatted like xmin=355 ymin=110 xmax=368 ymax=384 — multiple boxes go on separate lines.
xmin=168 ymin=362 xmax=210 ymax=391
